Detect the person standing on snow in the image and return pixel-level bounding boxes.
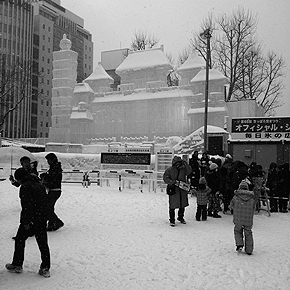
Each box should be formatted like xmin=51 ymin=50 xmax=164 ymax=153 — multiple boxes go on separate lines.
xmin=40 ymin=153 xmax=64 ymax=231
xmin=6 ymin=168 xmax=51 ymax=278
xmin=188 ymin=150 xmax=200 ymax=189
xmin=206 ymin=162 xmax=222 ymax=218
xmin=163 ymin=156 xmax=192 ymax=227
xmin=192 ymin=177 xmax=211 ymax=221
xmin=229 ymin=180 xmax=255 ymax=255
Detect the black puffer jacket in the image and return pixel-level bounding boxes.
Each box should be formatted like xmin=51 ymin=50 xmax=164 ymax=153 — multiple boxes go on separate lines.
xmin=19 ymin=175 xmax=48 ymax=225
xmin=41 ymin=161 xmax=63 ymax=190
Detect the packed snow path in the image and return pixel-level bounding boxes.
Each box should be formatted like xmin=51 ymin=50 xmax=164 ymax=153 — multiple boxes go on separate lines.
xmin=1 ymin=180 xmax=290 ymax=290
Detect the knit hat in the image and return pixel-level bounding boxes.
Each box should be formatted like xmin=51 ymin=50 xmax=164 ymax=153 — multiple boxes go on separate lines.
xmin=239 ymin=180 xmax=249 ymax=190
xmin=209 ymin=163 xmax=218 ymax=171
xmin=225 ymin=154 xmax=232 ymax=159
xmin=199 ymin=177 xmax=206 ymax=184
xmin=14 ymin=168 xmax=29 ymax=181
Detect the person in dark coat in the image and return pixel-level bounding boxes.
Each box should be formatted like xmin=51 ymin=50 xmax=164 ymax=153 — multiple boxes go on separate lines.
xmin=40 ymin=153 xmax=64 ymax=231
xmin=206 ymin=162 xmax=221 ymax=218
xmin=200 ymin=152 xmax=210 ymax=177
xmin=6 ymin=168 xmax=51 ymax=278
xmin=163 ymin=156 xmax=192 ymax=227
xmin=229 ymin=180 xmax=255 ymax=255
xmin=188 ymin=150 xmax=200 ymax=189
xmin=231 ymin=161 xmax=251 ymax=191
xmin=266 ymin=162 xmax=278 ymax=212
xmin=276 ymin=163 xmax=289 ymax=213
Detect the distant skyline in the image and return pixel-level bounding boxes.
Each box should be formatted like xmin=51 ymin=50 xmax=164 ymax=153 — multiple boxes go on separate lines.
xmin=60 ymin=0 xmax=290 ymax=116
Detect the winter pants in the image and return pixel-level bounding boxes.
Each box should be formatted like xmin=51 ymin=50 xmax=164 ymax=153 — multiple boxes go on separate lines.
xmin=269 ymin=190 xmax=278 ymax=212
xmin=208 ymin=193 xmax=220 ymax=215
xmin=234 ymin=223 xmax=254 ymax=254
xmin=47 ymin=190 xmax=62 ymax=227
xmin=169 ymin=207 xmax=185 ymax=223
xmin=196 ymin=204 xmax=207 ymax=221
xmin=12 ymin=223 xmax=50 ymax=269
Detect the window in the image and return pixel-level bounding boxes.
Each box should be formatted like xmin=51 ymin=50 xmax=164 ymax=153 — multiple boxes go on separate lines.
xmin=46 ymin=111 xmax=48 ymax=117
xmin=48 ymin=48 xmax=50 ymax=53
xmin=46 ymin=101 xmax=49 ymax=106
xmin=40 ymin=132 xmax=43 ymax=137
xmin=48 ymin=26 xmax=51 ymax=32
xmin=47 ymin=69 xmax=50 ymax=74
xmin=46 ymin=122 xmax=48 ymax=127
xmin=47 ymin=58 xmax=50 ymax=63
xmin=40 ymin=121 xmax=43 ymax=127
xmin=42 ymin=35 xmax=45 ymax=40
xmin=43 ymin=24 xmax=45 ymax=29
xmin=45 ymin=133 xmax=48 ymax=138
xmin=47 ymin=80 xmax=49 ymax=85
xmin=48 ymin=37 xmax=50 ymax=42
xmin=41 ymin=110 xmax=43 ymax=116
xmin=42 ymin=45 xmax=45 ymax=51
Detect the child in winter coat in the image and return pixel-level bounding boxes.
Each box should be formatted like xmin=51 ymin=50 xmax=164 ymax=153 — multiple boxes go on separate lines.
xmin=229 ymin=180 xmax=255 ymax=255
xmin=193 ymin=177 xmax=211 ymax=221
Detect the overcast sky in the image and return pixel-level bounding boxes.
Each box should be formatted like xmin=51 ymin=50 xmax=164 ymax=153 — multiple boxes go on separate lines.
xmin=60 ymin=0 xmax=290 ymax=116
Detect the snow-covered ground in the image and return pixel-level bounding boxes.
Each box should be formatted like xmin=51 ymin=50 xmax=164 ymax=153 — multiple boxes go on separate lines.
xmin=0 ymin=178 xmax=290 ymax=290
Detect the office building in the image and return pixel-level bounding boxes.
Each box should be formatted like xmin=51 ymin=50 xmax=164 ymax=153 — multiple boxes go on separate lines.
xmin=0 ymin=0 xmax=33 ymax=138
xmin=31 ymin=0 xmax=93 ymax=138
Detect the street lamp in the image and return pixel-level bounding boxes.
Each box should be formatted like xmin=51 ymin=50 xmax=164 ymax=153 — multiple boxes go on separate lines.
xmin=200 ymin=28 xmax=212 ymax=153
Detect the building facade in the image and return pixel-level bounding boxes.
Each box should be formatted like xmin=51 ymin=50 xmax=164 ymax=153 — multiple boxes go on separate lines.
xmin=0 ymin=0 xmax=33 ymax=138
xmin=31 ymin=0 xmax=93 ymax=138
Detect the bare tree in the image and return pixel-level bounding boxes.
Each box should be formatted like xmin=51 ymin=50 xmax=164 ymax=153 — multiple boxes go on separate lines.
xmin=130 ymin=30 xmax=159 ymax=51
xmin=0 ymin=54 xmax=42 ymax=135
xmin=189 ymin=7 xmax=285 ymax=113
xmin=176 ymin=47 xmax=191 ymax=68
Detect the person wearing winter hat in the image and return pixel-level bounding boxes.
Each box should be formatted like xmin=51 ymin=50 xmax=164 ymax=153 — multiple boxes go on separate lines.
xmin=229 ymin=179 xmax=255 ymax=255
xmin=192 ymin=177 xmax=212 ymax=221
xmin=205 ymin=162 xmax=222 ymax=218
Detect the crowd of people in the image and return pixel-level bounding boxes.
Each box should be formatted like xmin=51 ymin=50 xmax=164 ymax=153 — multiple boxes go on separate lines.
xmin=5 ymin=150 xmax=290 ymax=274
xmin=163 ymin=151 xmax=290 ymax=255
xmin=188 ymin=151 xmax=290 ymax=215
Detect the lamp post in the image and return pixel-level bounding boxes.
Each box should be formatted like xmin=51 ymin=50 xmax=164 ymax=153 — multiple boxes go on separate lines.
xmin=200 ymin=28 xmax=212 ymax=153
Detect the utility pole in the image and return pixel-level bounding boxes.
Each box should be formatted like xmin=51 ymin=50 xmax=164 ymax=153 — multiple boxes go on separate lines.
xmin=200 ymin=28 xmax=212 ymax=153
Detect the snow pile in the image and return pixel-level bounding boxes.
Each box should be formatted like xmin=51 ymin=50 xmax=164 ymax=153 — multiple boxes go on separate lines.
xmin=0 ymin=179 xmax=290 ymax=290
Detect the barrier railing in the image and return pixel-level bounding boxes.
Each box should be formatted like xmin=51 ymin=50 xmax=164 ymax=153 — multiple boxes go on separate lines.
xmin=60 ymin=169 xmax=165 ymax=193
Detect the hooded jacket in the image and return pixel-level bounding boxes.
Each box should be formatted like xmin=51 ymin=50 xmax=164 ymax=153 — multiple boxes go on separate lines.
xmin=163 ymin=156 xmax=192 ymax=209
xmin=230 ymin=189 xmax=255 ymax=226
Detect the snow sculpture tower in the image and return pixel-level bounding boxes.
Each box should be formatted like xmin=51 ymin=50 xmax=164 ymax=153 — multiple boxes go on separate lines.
xmin=177 ymin=51 xmax=205 ymax=86
xmin=83 ymin=62 xmax=114 ymax=94
xmin=49 ymin=34 xmax=78 ymax=143
xmin=188 ymin=68 xmax=229 ymax=129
